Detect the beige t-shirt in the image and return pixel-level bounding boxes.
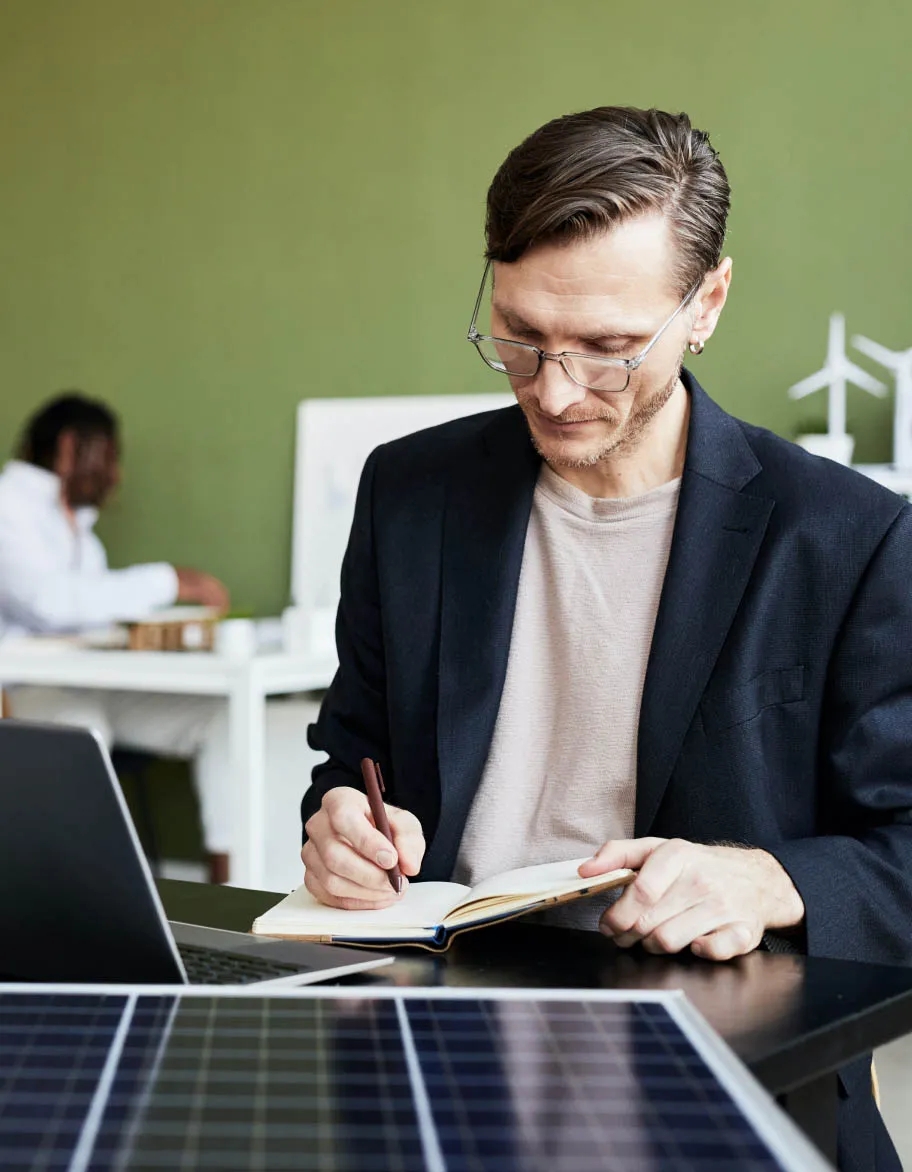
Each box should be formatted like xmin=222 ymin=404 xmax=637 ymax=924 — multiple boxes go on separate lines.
xmin=453 ymin=463 xmax=681 ymax=928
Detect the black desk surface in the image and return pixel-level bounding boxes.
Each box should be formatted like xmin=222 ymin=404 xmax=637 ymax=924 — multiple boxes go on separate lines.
xmin=158 ymin=877 xmax=912 ymax=1098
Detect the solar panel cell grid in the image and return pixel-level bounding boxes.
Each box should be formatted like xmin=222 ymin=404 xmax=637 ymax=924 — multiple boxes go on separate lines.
xmin=0 ymin=991 xmax=809 ymax=1172
xmin=406 ymin=999 xmax=779 ymax=1172
xmin=111 ymin=999 xmax=423 ymax=1171
xmin=0 ymin=994 xmax=127 ymax=1172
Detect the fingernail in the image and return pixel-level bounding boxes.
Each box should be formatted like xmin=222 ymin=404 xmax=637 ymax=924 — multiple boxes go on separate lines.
xmin=376 ymin=849 xmax=395 ymax=868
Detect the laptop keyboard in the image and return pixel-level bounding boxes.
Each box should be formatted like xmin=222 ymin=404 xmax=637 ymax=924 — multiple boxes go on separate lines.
xmin=177 ymin=943 xmax=307 ymax=985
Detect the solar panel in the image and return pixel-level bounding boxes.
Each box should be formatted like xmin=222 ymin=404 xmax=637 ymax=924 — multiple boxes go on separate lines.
xmin=0 ymin=987 xmax=829 ymax=1172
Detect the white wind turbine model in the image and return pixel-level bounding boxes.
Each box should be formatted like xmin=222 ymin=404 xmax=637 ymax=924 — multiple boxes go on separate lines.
xmin=851 ymin=334 xmax=912 ymax=471
xmin=789 ymin=313 xmax=886 ymax=465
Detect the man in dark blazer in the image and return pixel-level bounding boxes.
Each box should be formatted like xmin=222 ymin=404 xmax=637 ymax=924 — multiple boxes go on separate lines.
xmin=301 ymin=107 xmax=912 ymax=1170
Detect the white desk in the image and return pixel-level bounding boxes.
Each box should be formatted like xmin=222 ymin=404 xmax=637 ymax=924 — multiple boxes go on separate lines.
xmin=0 ymin=644 xmax=337 ymax=889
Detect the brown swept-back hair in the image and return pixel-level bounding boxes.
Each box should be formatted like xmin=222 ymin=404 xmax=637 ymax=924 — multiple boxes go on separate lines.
xmin=485 ymin=106 xmax=730 ymax=296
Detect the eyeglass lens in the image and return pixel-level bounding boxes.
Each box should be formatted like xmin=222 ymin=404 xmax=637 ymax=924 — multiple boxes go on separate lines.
xmin=474 ymin=338 xmax=631 ymax=393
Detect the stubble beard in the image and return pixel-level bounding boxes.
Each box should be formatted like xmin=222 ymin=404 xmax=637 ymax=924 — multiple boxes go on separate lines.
xmin=522 ymin=359 xmax=684 ymax=470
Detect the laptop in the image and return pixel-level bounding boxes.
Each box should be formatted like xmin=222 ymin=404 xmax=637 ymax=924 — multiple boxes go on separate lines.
xmin=0 ymin=721 xmax=394 ymax=987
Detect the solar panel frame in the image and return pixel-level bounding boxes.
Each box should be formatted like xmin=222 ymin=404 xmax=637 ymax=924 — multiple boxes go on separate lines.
xmin=0 ymin=986 xmax=832 ymax=1172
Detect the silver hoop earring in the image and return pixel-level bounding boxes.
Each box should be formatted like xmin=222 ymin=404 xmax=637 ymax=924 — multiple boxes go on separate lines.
xmin=688 ymin=339 xmax=705 ymax=356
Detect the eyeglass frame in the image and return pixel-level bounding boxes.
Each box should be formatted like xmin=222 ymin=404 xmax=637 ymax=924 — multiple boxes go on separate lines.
xmin=466 ymin=258 xmax=702 ymax=393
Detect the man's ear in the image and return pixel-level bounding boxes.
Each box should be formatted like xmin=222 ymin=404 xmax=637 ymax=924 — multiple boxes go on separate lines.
xmin=54 ymin=430 xmax=77 ymax=480
xmin=690 ymin=258 xmax=732 ymax=347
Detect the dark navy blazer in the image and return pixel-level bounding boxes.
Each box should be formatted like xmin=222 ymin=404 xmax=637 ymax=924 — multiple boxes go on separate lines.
xmin=304 ymin=373 xmax=912 ymax=1169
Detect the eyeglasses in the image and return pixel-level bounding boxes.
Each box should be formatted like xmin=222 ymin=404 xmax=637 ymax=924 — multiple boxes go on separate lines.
xmin=466 ymin=259 xmax=700 ymax=393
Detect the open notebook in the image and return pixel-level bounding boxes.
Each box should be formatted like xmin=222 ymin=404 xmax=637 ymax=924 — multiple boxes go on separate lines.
xmin=251 ymin=858 xmax=635 ymax=951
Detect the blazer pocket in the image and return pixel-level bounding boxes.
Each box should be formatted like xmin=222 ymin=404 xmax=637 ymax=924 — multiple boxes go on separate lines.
xmin=702 ymin=666 xmax=805 ymax=732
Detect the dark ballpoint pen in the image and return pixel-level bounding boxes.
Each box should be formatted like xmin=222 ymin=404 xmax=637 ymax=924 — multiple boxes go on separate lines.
xmin=360 ymin=757 xmax=404 ymax=895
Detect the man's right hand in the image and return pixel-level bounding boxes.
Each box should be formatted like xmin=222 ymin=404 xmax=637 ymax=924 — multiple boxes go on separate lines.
xmin=302 ymin=786 xmax=426 ymax=909
xmin=175 ymin=567 xmax=230 ymax=611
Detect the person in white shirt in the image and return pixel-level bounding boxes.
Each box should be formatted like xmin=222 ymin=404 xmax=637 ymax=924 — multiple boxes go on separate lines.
xmin=0 ymin=394 xmax=229 ymax=633
xmin=1 ymin=393 xmax=235 ymax=882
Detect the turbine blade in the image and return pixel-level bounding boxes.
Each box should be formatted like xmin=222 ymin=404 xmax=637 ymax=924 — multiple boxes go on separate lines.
xmin=843 ymin=361 xmax=887 ymax=396
xmin=788 ymin=369 xmax=830 ymax=399
xmin=852 ymin=335 xmax=900 ymax=367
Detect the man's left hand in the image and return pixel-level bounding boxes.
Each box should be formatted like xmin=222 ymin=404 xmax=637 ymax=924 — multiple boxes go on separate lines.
xmin=579 ymin=838 xmax=805 ymax=962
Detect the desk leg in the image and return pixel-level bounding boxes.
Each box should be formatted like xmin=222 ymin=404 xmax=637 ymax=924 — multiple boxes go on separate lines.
xmin=228 ymin=675 xmax=266 ymax=890
xmin=778 ymin=1072 xmax=838 ymax=1165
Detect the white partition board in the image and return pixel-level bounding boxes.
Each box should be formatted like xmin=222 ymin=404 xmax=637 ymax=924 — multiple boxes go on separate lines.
xmin=290 ymin=394 xmax=514 ymax=624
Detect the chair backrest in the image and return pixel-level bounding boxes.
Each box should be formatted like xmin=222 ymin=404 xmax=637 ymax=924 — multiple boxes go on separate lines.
xmin=290 ymin=394 xmax=513 ymax=635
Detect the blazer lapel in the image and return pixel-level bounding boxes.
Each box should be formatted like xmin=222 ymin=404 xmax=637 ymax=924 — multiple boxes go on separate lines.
xmin=635 ymin=376 xmax=774 ymax=836
xmin=431 ymin=407 xmax=539 ymax=876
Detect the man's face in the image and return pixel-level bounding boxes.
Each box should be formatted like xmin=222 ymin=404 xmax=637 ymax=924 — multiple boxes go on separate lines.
xmin=57 ymin=431 xmax=122 ymax=509
xmin=489 ymin=214 xmax=697 ymax=469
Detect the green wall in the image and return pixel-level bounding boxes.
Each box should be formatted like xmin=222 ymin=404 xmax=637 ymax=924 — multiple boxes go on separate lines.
xmin=2 ymin=0 xmax=910 ymax=615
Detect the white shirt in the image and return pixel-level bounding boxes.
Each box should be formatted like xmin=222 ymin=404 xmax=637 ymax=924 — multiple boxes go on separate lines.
xmin=454 ymin=465 xmax=681 ymax=926
xmin=0 ymin=460 xmax=178 ymax=636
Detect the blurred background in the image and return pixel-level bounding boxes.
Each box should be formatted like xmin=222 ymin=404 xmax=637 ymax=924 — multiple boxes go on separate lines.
xmin=2 ymin=3 xmax=911 ymax=1151
xmin=2 ymin=0 xmax=910 ymax=616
